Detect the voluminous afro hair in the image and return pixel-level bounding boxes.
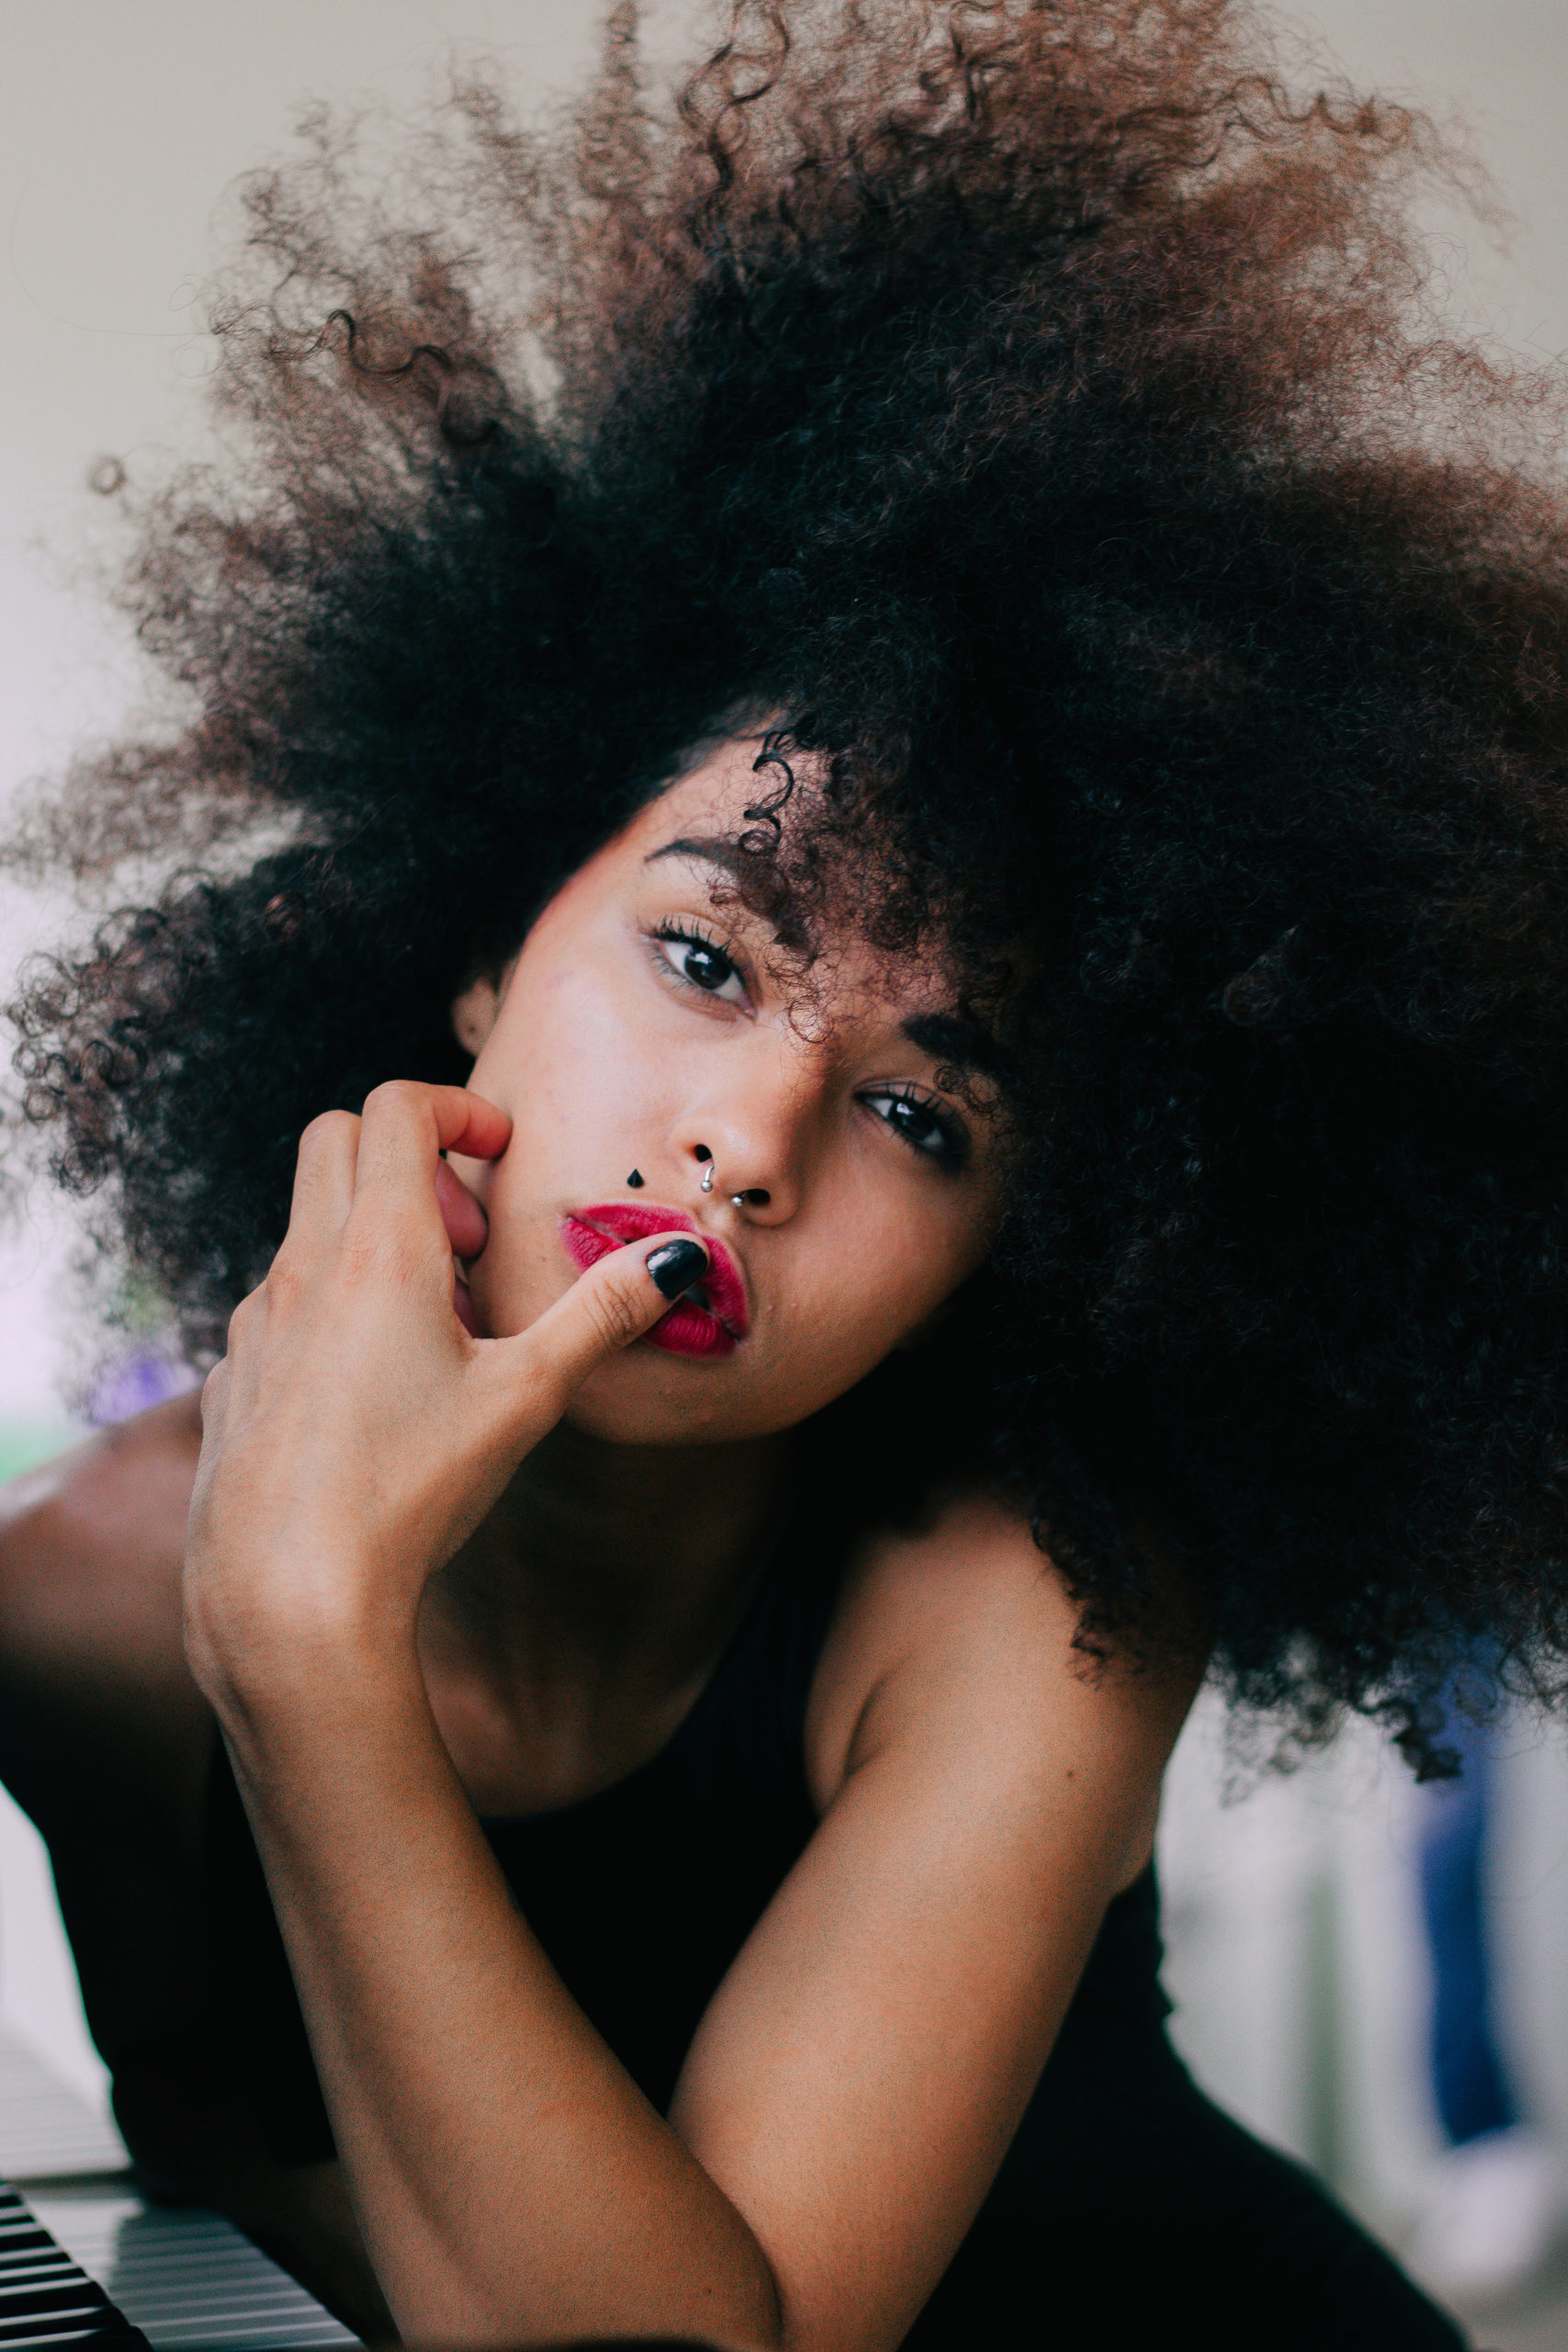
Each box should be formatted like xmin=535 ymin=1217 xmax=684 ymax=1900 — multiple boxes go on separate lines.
xmin=14 ymin=0 xmax=1568 ymax=1762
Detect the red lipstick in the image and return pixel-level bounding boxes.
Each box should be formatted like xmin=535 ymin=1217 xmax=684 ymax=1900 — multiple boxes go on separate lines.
xmin=561 ymin=1203 xmax=749 ymax=1359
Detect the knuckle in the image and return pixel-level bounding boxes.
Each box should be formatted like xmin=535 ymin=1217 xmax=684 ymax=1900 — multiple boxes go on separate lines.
xmin=583 ymin=1273 xmax=648 ymax=1353
xmin=298 ymin=1108 xmax=357 ymax=1156
xmin=225 ymin=1288 xmax=260 ymax=1347
xmin=331 ymin=1227 xmax=384 ymax=1288
xmin=262 ymin=1250 xmax=304 ymax=1310
xmin=336 ymin=1215 xmax=423 ymax=1291
xmin=364 ymin=1078 xmax=423 ymax=1119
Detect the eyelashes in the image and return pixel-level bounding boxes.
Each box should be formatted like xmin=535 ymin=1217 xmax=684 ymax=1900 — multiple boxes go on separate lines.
xmin=861 ymin=1084 xmax=970 ymax=1170
xmin=647 ymin=922 xmax=971 ymax=1170
xmin=650 ymin=921 xmax=750 ymax=1004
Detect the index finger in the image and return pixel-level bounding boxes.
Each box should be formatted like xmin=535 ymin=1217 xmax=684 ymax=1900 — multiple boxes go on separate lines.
xmin=354 ymin=1080 xmax=513 ymax=1204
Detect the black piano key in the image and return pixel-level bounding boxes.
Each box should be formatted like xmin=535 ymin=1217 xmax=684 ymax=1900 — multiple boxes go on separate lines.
xmin=0 ymin=2191 xmax=146 ymax=2347
xmin=0 ymin=2336 xmax=141 ymax=2350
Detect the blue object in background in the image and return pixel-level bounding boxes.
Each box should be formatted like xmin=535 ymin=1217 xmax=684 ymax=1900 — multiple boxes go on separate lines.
xmin=1417 ymin=1700 xmax=1518 ymax=2148
xmin=87 ymin=1351 xmax=194 ymax=1427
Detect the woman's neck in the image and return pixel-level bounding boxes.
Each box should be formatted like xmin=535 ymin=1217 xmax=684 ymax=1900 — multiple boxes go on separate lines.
xmin=417 ymin=1422 xmax=794 ymax=1810
xmin=465 ymin=1420 xmax=791 ymax=1650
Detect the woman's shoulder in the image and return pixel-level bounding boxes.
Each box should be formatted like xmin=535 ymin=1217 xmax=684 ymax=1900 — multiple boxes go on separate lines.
xmin=819 ymin=1484 xmax=1080 ymax=1668
xmin=0 ymin=1394 xmax=208 ymax=1795
xmin=803 ymin=1489 xmax=1196 ymax=1863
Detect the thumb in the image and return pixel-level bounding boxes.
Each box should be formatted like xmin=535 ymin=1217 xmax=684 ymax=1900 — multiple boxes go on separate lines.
xmin=484 ymin=1231 xmax=711 ymax=1409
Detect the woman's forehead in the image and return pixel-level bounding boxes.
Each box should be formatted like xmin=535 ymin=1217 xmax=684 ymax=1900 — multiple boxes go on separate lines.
xmin=632 ymin=732 xmax=789 ymax=840
xmin=621 ymin=748 xmax=1010 ymax=1091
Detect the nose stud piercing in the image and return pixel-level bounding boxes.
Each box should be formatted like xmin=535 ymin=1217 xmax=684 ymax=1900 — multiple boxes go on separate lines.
xmin=694 ymin=1144 xmax=716 ymax=1193
xmin=701 ymin=1163 xmax=716 ymax=1193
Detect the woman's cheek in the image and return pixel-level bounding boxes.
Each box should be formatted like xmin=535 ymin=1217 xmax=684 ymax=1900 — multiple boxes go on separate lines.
xmin=780 ymin=1270 xmax=918 ymax=1401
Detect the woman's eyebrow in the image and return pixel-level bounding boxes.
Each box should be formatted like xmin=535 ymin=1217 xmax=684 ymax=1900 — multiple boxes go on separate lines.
xmin=649 ymin=842 xmax=1006 ymax=1081
xmin=644 ymin=835 xmax=754 ymax=882
xmin=901 ymin=1012 xmax=1013 ymax=1087
xmin=644 ymin=834 xmax=807 ymax=948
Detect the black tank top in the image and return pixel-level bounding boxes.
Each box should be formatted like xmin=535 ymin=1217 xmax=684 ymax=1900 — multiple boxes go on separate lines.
xmin=200 ymin=1544 xmax=1471 ymax=2352
xmin=202 ymin=1537 xmax=1170 ymax=2170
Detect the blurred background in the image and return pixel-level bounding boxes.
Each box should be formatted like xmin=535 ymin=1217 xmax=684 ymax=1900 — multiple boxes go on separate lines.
xmin=5 ymin=5 xmax=1568 ymax=2346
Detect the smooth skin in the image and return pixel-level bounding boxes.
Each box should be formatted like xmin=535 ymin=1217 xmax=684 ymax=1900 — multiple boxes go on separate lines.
xmin=0 ymin=738 xmax=1197 ymax=2350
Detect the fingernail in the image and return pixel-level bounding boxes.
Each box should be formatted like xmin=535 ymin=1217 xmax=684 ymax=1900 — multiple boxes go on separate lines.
xmin=646 ymin=1237 xmax=709 ymax=1299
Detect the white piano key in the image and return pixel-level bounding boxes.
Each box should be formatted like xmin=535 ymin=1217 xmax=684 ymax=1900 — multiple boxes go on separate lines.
xmin=0 ymin=2020 xmax=358 ymax=2347
xmin=0 ymin=2188 xmax=146 ymax=2344
xmin=29 ymin=2199 xmax=358 ymax=2351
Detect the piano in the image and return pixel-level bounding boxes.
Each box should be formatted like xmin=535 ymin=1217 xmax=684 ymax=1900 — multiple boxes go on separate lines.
xmin=0 ymin=2181 xmax=147 ymax=2345
xmin=0 ymin=2023 xmax=358 ymax=2348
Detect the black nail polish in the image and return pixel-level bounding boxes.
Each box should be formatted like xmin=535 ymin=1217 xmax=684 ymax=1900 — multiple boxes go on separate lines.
xmin=647 ymin=1238 xmax=709 ymax=1299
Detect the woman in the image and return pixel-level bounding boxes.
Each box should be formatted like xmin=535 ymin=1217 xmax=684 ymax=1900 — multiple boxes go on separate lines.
xmin=4 ymin=0 xmax=1567 ymax=2342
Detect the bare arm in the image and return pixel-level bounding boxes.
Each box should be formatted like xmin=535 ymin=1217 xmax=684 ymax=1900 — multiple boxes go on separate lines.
xmin=183 ymin=1081 xmax=1198 ymax=2349
xmin=188 ymin=1083 xmax=783 ymax=2347
xmin=673 ymin=1498 xmax=1190 ymax=2348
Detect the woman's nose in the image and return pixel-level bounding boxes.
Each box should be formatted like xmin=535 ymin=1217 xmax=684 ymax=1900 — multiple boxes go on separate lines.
xmin=674 ymin=1079 xmax=810 ymax=1222
xmin=691 ymin=1143 xmax=772 ymax=1209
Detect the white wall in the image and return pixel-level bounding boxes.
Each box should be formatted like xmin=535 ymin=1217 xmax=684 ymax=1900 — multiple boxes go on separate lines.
xmin=0 ymin=0 xmax=617 ymax=1419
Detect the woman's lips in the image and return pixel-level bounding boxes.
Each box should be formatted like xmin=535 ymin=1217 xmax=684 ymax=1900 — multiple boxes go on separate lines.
xmin=561 ymin=1203 xmax=749 ymax=1359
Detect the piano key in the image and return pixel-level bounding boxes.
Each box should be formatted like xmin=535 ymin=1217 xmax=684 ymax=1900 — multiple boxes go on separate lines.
xmin=0 ymin=2023 xmax=355 ymax=2347
xmin=0 ymin=2188 xmax=147 ymax=2346
xmin=28 ymin=2199 xmax=358 ymax=2350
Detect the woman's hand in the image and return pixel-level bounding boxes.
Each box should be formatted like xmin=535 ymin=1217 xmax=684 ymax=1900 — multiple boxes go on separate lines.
xmin=178 ymin=1085 xmax=779 ymax=2351
xmin=185 ymin=1080 xmax=705 ymax=1721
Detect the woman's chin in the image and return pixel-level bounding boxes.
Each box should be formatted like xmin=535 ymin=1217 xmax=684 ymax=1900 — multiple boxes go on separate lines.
xmin=558 ymin=1349 xmax=738 ymax=1445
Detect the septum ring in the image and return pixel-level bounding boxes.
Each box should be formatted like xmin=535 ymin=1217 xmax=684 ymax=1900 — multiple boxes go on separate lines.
xmin=701 ymin=1166 xmax=749 ymax=1208
xmin=695 ymin=1149 xmax=750 ymax=1208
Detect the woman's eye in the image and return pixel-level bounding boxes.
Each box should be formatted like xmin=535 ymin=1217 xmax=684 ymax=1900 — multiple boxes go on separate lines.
xmin=863 ymin=1087 xmax=968 ymax=1170
xmin=654 ymin=927 xmax=749 ymax=1005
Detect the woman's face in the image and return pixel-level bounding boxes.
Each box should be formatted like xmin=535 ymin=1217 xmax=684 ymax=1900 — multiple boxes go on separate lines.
xmin=449 ymin=735 xmax=1008 ymax=1446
